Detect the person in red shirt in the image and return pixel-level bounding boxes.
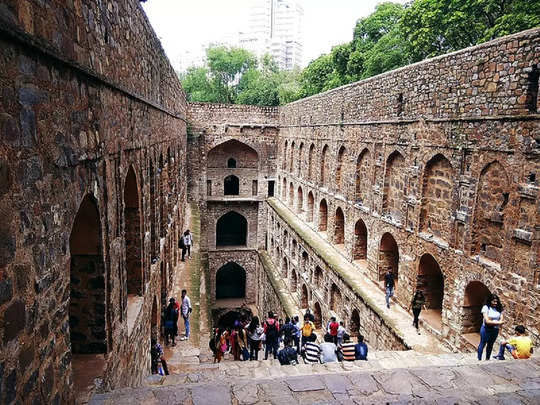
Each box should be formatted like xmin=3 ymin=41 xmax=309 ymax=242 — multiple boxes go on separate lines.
xmin=328 ymin=317 xmax=339 ymax=345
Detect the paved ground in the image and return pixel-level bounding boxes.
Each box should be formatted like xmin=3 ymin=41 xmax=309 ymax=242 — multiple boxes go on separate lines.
xmin=90 ymin=355 xmax=540 ymax=404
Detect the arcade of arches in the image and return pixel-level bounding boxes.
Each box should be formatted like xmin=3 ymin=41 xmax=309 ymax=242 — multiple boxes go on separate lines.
xmin=1 ymin=6 xmax=538 ymax=402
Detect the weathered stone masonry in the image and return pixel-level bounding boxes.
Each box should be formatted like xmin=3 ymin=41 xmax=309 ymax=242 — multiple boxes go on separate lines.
xmin=1 ymin=1 xmax=186 ymax=403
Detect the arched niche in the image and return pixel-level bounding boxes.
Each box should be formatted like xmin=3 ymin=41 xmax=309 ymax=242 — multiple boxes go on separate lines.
xmin=216 ymin=262 xmax=246 ymax=299
xmin=216 ymin=211 xmax=247 ymax=247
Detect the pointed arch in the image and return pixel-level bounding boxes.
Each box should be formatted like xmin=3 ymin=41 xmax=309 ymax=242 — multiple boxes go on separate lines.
xmin=378 ymin=233 xmax=399 ymax=282
xmin=353 ymin=219 xmax=368 ymax=260
xmin=318 ymin=199 xmax=328 ymax=232
xmin=320 ymin=144 xmax=329 ymax=185
xmin=334 ymin=207 xmax=345 ymax=245
xmin=462 ymin=281 xmax=491 ymax=334
xmin=301 ymin=284 xmax=309 ymax=308
xmin=291 ymin=270 xmax=298 ymax=291
xmin=420 ymin=154 xmax=454 ymax=241
xmin=149 ymin=160 xmax=157 ymax=259
xmin=382 ymin=151 xmax=406 ymax=222
xmin=297 ymin=186 xmax=304 ymax=213
xmin=471 ymin=161 xmax=510 ymax=262
xmin=314 ymin=266 xmax=323 ymax=288
xmin=350 ymin=309 xmax=360 ymax=337
xmin=216 ymin=211 xmax=247 ymax=246
xmin=289 ymin=182 xmax=294 ymax=206
xmin=307 ymin=191 xmax=314 ymax=222
xmin=416 ymin=254 xmax=444 ymax=319
xmin=69 ymin=194 xmax=106 ymax=354
xmin=298 ymin=142 xmax=304 ymax=177
xmin=355 ymin=148 xmax=370 ymax=203
xmin=208 ymin=139 xmax=259 ymax=168
xmin=308 ymin=143 xmax=315 ymax=180
xmin=282 ymin=177 xmax=287 ymax=199
xmin=313 ymin=302 xmax=322 ymax=328
xmin=336 ymin=145 xmax=346 ymax=191
xmin=330 ymin=283 xmax=341 ymax=312
xmin=290 ymin=141 xmax=295 ymax=172
xmin=124 ymin=166 xmax=143 ymax=296
xmin=216 ymin=262 xmax=246 ymax=299
xmin=283 ymin=140 xmax=288 ymax=170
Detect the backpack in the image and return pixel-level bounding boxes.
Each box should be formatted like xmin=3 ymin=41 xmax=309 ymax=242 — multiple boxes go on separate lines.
xmin=282 ymin=323 xmax=294 ymax=341
xmin=277 ymin=348 xmax=290 ymax=365
xmin=179 ymin=237 xmax=185 ymax=248
xmin=266 ymin=320 xmax=278 ymax=340
xmin=209 ymin=334 xmax=217 ymax=353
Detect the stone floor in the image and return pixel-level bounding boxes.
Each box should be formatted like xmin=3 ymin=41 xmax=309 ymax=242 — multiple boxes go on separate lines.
xmin=90 ymin=354 xmax=540 ymax=404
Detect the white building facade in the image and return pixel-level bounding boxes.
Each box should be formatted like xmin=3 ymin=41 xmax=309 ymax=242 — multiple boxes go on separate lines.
xmin=240 ymin=0 xmax=303 ymax=70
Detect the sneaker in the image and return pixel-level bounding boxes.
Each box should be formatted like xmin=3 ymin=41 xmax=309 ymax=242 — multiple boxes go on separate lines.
xmin=493 ymin=355 xmax=505 ymax=360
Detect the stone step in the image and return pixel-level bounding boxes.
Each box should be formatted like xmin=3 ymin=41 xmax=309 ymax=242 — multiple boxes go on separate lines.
xmin=91 ymin=356 xmax=540 ymax=405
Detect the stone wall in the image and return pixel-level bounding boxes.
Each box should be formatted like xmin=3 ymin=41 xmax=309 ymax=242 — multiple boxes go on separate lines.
xmin=266 ymin=201 xmax=409 ymax=351
xmin=277 ymin=28 xmax=540 ymax=348
xmin=0 ymin=0 xmax=187 ymax=403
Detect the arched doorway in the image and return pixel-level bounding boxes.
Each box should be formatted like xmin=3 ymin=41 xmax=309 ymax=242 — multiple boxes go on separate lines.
xmin=353 ymin=219 xmax=368 ymax=261
xmin=462 ymin=281 xmax=491 ymax=344
xmin=216 ymin=262 xmax=246 ymax=299
xmin=301 ymin=285 xmax=308 ymax=308
xmin=282 ymin=257 xmax=288 ymax=278
xmin=224 ymin=175 xmax=240 ymax=195
xmin=216 ymin=211 xmax=247 ymax=246
xmin=416 ymin=254 xmax=444 ymax=330
xmin=355 ymin=149 xmax=370 ymax=203
xmin=297 ymin=186 xmax=303 ymax=213
xmin=378 ymin=233 xmax=399 ymax=282
xmin=227 ymin=158 xmax=236 ymax=168
xmin=282 ymin=177 xmax=287 ymax=199
xmin=215 ymin=308 xmax=253 ymax=329
xmin=350 ymin=309 xmax=360 ymax=336
xmin=69 ymin=194 xmax=106 ymax=396
xmin=291 ymin=270 xmax=298 ymax=291
xmin=382 ymin=151 xmax=406 ymax=222
xmin=314 ymin=266 xmax=323 ymax=287
xmin=334 ymin=207 xmax=345 ymax=246
xmin=318 ymin=199 xmax=328 ymax=232
xmin=313 ymin=302 xmax=322 ymax=328
xmin=124 ymin=166 xmax=143 ymax=296
xmin=336 ymin=146 xmax=346 ymax=191
xmin=330 ymin=283 xmax=341 ymax=312
xmin=308 ymin=143 xmax=315 ymax=180
xmin=307 ymin=191 xmax=314 ymax=222
xmin=321 ymin=145 xmax=329 ymax=185
xmin=289 ymin=182 xmax=294 ymax=206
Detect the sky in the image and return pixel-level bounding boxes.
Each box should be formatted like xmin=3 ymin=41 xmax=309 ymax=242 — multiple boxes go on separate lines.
xmin=141 ymin=0 xmax=409 ymax=71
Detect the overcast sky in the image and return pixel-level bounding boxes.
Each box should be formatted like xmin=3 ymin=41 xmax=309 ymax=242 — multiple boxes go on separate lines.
xmin=141 ymin=0 xmax=409 ymax=70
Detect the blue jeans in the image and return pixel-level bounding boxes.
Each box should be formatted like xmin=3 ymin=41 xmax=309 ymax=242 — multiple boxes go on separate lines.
xmin=385 ymin=287 xmax=394 ymax=307
xmin=183 ymin=315 xmax=190 ymax=337
xmin=496 ymin=343 xmax=515 ymax=359
xmin=265 ymin=338 xmax=279 ymax=359
xmin=478 ymin=325 xmax=499 ymax=360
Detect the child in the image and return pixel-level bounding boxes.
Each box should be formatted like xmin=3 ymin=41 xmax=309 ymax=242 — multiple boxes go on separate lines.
xmin=493 ymin=325 xmax=533 ymax=360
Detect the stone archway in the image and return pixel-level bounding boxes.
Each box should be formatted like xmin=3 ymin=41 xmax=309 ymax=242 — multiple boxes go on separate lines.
xmin=124 ymin=166 xmax=143 ymax=296
xmin=307 ymin=191 xmax=314 ymax=222
xmin=416 ymin=254 xmax=444 ymax=330
xmin=378 ymin=233 xmax=399 ymax=283
xmin=314 ymin=302 xmax=322 ymax=329
xmin=216 ymin=211 xmax=247 ymax=247
xmin=301 ymin=284 xmax=308 ymax=308
xmin=216 ymin=262 xmax=246 ymax=299
xmin=353 ymin=219 xmax=368 ymax=261
xmin=334 ymin=207 xmax=345 ymax=246
xmin=224 ymin=175 xmax=240 ymax=195
xmin=462 ymin=281 xmax=491 ymax=339
xmin=318 ymin=199 xmax=328 ymax=232
xmin=350 ymin=309 xmax=360 ymax=336
xmin=330 ymin=283 xmax=341 ymax=312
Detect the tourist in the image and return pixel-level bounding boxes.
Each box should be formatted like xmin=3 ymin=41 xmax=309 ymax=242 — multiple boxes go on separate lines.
xmin=478 ymin=294 xmax=504 ymax=360
xmin=494 ymin=325 xmax=533 ymax=360
xmin=303 ymin=340 xmax=321 ymax=364
xmin=355 ymin=334 xmax=368 ymax=361
xmin=293 ymin=315 xmax=301 ymax=353
xmin=304 ymin=308 xmax=315 ymax=322
xmin=277 ymin=339 xmax=298 ymax=365
xmin=180 ymin=289 xmax=192 ymax=340
xmin=150 ymin=338 xmax=169 ymax=375
xmin=327 ymin=316 xmax=339 ymax=345
xmin=264 ymin=311 xmax=280 ymax=360
xmin=214 ymin=328 xmax=229 ymax=363
xmin=164 ymin=298 xmax=179 ymax=346
xmin=281 ymin=317 xmax=296 ymax=346
xmin=340 ymin=334 xmax=356 ymax=361
xmin=230 ymin=326 xmax=239 ymax=360
xmin=337 ymin=321 xmax=347 ymax=346
xmin=181 ymin=229 xmax=193 ymax=261
xmin=301 ymin=315 xmax=316 ymax=349
xmin=237 ymin=326 xmax=249 ymax=361
xmin=247 ymin=316 xmax=264 ymax=360
xmin=409 ymin=290 xmax=426 ymax=335
xmin=384 ymin=269 xmax=395 ymax=309
xmin=320 ymin=334 xmax=338 ymax=363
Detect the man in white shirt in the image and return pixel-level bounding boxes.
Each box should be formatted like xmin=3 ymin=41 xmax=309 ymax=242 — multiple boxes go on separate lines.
xmin=180 ymin=289 xmax=192 ymax=340
xmin=181 ymin=230 xmax=193 ymax=261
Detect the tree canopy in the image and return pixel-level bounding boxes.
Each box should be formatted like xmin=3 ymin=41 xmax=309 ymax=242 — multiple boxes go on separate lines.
xmin=181 ymin=0 xmax=539 ymax=104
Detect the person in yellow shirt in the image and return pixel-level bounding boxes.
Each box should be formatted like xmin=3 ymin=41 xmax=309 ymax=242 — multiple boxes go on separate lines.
xmin=493 ymin=325 xmax=533 ymax=360
xmin=301 ymin=316 xmax=316 ymax=349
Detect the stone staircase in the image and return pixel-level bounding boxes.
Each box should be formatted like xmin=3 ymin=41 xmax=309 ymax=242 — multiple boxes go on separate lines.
xmin=89 ymin=351 xmax=540 ymax=404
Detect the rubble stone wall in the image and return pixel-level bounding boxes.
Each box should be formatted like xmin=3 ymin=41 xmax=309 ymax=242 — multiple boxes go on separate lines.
xmin=0 ymin=0 xmax=187 ymax=403
xmin=277 ymin=28 xmax=540 ymax=348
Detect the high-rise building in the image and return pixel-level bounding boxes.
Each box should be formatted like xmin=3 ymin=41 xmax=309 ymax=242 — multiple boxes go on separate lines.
xmin=240 ymin=0 xmax=303 ymax=70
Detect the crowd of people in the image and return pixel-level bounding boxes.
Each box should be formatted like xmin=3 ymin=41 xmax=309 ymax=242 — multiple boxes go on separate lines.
xmin=209 ymin=310 xmax=369 ymax=365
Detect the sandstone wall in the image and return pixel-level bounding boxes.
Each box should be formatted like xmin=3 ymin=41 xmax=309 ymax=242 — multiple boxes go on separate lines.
xmin=0 ymin=0 xmax=187 ymax=403
xmin=277 ymin=28 xmax=540 ymax=348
